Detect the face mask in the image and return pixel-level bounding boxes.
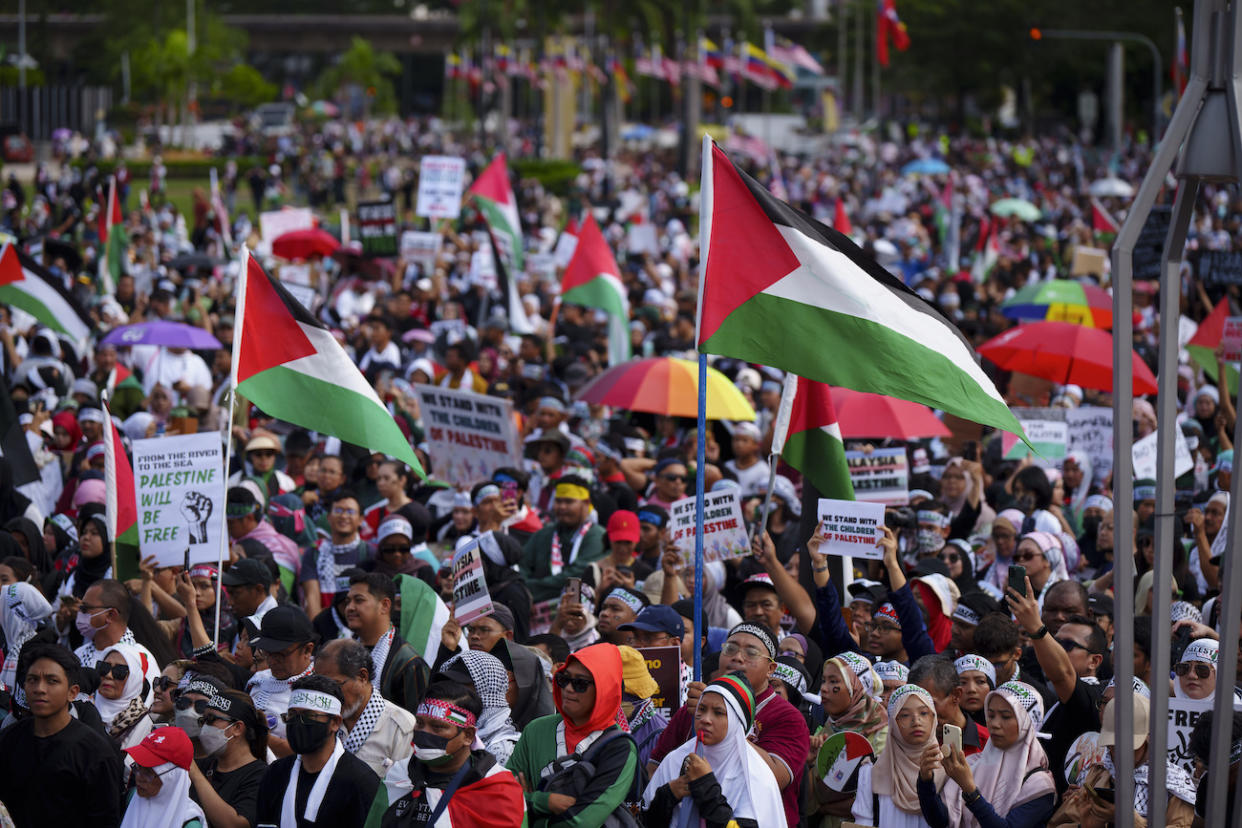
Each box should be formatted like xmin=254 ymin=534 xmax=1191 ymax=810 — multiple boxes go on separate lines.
xmin=75 ymin=609 xmax=107 ymax=641
xmin=175 ymin=707 xmax=202 ymax=738
xmin=198 ymin=723 xmax=234 ymax=756
xmin=1081 ymin=515 xmax=1101 ymax=539
xmin=286 ymin=717 xmax=331 ymax=755
xmin=411 ymin=729 xmax=456 ymax=766
xmin=916 ymin=529 xmax=946 ymax=555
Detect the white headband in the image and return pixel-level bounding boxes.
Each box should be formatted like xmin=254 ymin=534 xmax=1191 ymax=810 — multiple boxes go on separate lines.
xmin=288 ymin=689 xmax=342 ymax=716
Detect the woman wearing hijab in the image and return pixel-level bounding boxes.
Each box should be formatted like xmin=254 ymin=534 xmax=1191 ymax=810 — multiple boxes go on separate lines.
xmin=1011 ymin=531 xmax=1068 ymax=608
xmin=853 ymin=684 xmax=945 ymax=827
xmin=1060 ymin=451 xmax=1093 ymax=536
xmin=0 ymin=581 xmax=53 ymax=691
xmin=643 ymin=673 xmax=787 ymax=828
xmin=954 ymin=655 xmax=996 ymax=727
xmin=56 ymin=511 xmax=112 ymax=630
xmin=983 ymin=508 xmax=1024 ymax=592
xmin=441 ymin=650 xmax=522 ymax=765
xmin=919 ymin=681 xmax=1057 ymax=828
xmin=506 ymin=642 xmax=637 ymax=828
xmin=1173 ymin=638 xmax=1242 ymax=702
xmin=816 ymin=655 xmax=889 ymax=753
xmin=95 ymin=643 xmax=155 ymax=750
xmin=122 ymin=726 xmax=206 ymax=828
xmin=941 ymin=458 xmax=994 ymax=541
xmin=4 ymin=516 xmax=52 ymax=577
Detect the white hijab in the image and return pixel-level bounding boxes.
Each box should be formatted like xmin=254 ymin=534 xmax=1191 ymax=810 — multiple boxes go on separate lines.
xmin=642 ymin=684 xmax=788 ymax=827
xmin=120 ymin=760 xmax=205 ymax=828
xmin=0 ymin=582 xmax=52 ymax=691
xmin=93 ymin=644 xmax=148 ymax=729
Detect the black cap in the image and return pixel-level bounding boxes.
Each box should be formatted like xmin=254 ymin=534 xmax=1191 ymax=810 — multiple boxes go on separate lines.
xmin=249 ymin=606 xmax=315 ymax=652
xmin=1088 ymin=593 xmax=1115 ymax=618
xmin=911 ymin=557 xmax=951 ymax=579
xmin=221 ymin=558 xmax=273 ymax=588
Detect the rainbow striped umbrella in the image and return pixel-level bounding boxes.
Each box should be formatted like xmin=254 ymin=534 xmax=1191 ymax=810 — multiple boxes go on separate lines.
xmin=1000 ymin=280 xmax=1112 ymax=329
xmin=575 ymin=357 xmax=756 ymax=420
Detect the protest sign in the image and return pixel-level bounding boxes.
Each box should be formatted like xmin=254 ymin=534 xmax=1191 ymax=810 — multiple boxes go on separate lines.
xmin=1003 ymin=417 xmax=1068 ymax=461
xmin=526 ymin=252 xmax=558 ymax=281
xmin=131 ymin=432 xmax=225 ymax=568
xmin=1224 ymin=316 xmax=1242 ymax=362
xmin=636 ymin=645 xmax=683 ymax=718
xmin=529 ymin=598 xmax=559 ymax=636
xmin=469 ymin=246 xmax=497 ymax=289
xmin=1132 ymin=427 xmax=1194 ymax=481
xmin=259 ymin=207 xmax=314 ymax=255
xmin=357 ymin=199 xmax=398 ymax=257
xmin=1199 ymin=250 xmax=1242 ymax=286
xmin=668 ymin=488 xmax=750 ymax=563
xmin=846 ymin=448 xmax=909 ymax=505
xmin=416 ymin=385 xmax=522 ymax=487
xmin=400 ymin=230 xmax=442 ymax=270
xmin=1070 ymin=246 xmax=1108 ymax=278
xmin=449 ymin=534 xmax=496 ymax=625
xmin=1133 ymin=205 xmax=1171 ymax=282
xmin=553 ymin=231 xmax=579 ymax=268
xmin=1066 ymin=406 xmax=1113 ymax=486
xmin=627 ymin=224 xmax=660 ymax=256
xmin=1167 ymin=696 xmax=1242 ymax=776
xmin=816 ymin=499 xmax=885 ymax=560
xmin=416 ymin=155 xmax=466 ymax=219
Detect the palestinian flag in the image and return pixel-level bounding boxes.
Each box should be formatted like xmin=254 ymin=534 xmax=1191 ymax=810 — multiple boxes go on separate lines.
xmin=780 ymin=377 xmax=854 ymax=500
xmin=560 ymin=214 xmax=631 ymax=366
xmin=467 ymin=154 xmax=524 ymax=272
xmin=970 ymin=224 xmax=999 ymax=283
xmin=696 ymin=139 xmax=1023 ymax=439
xmin=396 ymin=573 xmax=454 ymax=662
xmin=1187 ymin=297 xmax=1238 ymax=396
xmin=0 ymin=382 xmax=38 ymax=487
xmin=487 ymin=231 xmax=534 ymax=335
xmin=98 ymin=175 xmax=125 ymax=294
xmin=1091 ymin=198 xmax=1120 ymax=244
xmin=232 ymin=251 xmax=425 ymax=477
xmin=423 ymin=764 xmax=527 ymax=826
xmin=103 ymin=401 xmax=140 ymax=579
xmin=0 ymin=243 xmax=92 ymax=342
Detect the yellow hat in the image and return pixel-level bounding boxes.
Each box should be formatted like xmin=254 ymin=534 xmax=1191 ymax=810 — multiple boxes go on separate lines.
xmin=618 ymin=645 xmax=658 ymax=700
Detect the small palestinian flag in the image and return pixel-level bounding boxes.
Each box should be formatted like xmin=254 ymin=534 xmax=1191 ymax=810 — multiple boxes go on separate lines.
xmin=1091 ymin=198 xmax=1120 ymax=244
xmin=780 ymin=377 xmax=854 ymax=500
xmin=103 ymin=400 xmax=140 ymax=577
xmin=696 ymin=139 xmax=1022 ymax=439
xmin=98 ymin=175 xmax=126 ymax=294
xmin=560 ymin=214 xmax=631 ymax=366
xmin=232 ymin=251 xmax=425 ymax=478
xmin=0 ymin=243 xmax=91 ymax=342
xmin=467 ymin=153 xmax=524 ymax=272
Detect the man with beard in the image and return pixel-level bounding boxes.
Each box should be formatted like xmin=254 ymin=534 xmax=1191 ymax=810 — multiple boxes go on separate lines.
xmin=314 ymin=639 xmax=416 ymax=778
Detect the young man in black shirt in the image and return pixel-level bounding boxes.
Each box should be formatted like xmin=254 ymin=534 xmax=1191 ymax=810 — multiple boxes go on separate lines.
xmin=0 ymin=643 xmax=123 ymax=827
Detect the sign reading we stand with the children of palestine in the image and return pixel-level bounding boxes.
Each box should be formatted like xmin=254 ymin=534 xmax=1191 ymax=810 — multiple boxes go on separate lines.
xmin=415 ymin=385 xmax=522 ymax=487
xmin=668 ymin=488 xmax=749 ymax=564
xmin=131 ymin=432 xmax=225 ymax=567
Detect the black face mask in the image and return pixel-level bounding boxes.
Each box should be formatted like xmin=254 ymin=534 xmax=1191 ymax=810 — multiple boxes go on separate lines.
xmin=286 ymin=717 xmax=331 ymax=755
xmin=411 ymin=729 xmax=457 ymax=767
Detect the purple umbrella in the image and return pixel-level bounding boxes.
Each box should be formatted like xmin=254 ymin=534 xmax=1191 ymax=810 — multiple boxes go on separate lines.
xmin=101 ymin=321 xmax=223 ymax=350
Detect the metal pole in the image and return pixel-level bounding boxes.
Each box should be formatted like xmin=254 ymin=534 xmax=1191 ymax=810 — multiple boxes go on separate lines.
xmin=837 ymin=0 xmax=847 ymax=120
xmin=1109 ymin=43 xmax=1124 ymax=154
xmin=1147 ymin=180 xmax=1197 ymax=828
xmin=872 ymin=11 xmax=881 ymax=121
xmin=693 ymin=135 xmax=713 ymax=684
xmin=853 ymin=0 xmax=864 ymax=120
xmin=214 ymin=389 xmax=235 ymax=644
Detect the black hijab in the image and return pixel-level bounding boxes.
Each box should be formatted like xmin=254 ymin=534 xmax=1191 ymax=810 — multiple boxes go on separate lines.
xmin=72 ymin=513 xmax=112 ymax=599
xmin=5 ymin=517 xmax=50 ymax=574
xmin=0 ymin=459 xmax=31 ymax=525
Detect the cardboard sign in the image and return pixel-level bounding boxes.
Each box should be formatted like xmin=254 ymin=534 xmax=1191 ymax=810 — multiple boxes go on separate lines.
xmin=416 ymin=155 xmax=466 ymax=220
xmin=449 ymin=534 xmax=496 ymax=625
xmin=401 ymin=231 xmax=442 ymax=270
xmin=816 ymin=499 xmax=885 ymax=560
xmin=415 ymin=385 xmax=522 ymax=487
xmin=636 ymin=645 xmax=683 ymax=718
xmin=1066 ymin=406 xmax=1113 ymax=486
xmin=1070 ymin=246 xmax=1108 ymax=278
xmin=131 ymin=432 xmax=225 ymax=568
xmin=1223 ymin=316 xmax=1242 ymax=362
xmin=668 ymin=488 xmax=750 ymax=563
xmin=1167 ymin=696 xmax=1242 ymax=776
xmin=357 ymin=199 xmax=398 ymax=257
xmin=846 ymin=448 xmax=909 ymax=506
xmin=1132 ymin=428 xmax=1194 ymax=481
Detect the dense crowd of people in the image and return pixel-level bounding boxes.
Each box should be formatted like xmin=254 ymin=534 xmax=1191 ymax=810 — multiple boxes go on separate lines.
xmin=0 ymin=116 xmax=1240 ymax=828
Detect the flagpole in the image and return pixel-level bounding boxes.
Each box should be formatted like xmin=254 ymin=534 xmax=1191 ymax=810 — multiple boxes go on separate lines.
xmin=693 ymin=135 xmax=713 ymax=685
xmin=752 ymin=373 xmax=797 ymax=541
xmin=214 ymin=386 xmax=234 ymax=645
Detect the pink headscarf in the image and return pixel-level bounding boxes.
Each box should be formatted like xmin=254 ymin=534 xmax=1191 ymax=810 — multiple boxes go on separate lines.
xmin=943 ymin=682 xmax=1055 ymax=828
xmin=73 ymin=478 xmax=107 ymax=509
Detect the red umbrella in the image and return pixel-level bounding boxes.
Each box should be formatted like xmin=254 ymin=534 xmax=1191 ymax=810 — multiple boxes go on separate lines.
xmin=829 ymin=387 xmax=952 ymax=440
xmin=978 ymin=321 xmax=1157 ymax=395
xmin=271 ymin=228 xmax=340 ymax=260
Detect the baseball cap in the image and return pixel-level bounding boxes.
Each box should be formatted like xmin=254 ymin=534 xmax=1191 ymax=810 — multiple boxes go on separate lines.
xmin=125 ymin=726 xmax=194 ymax=770
xmin=249 ymin=605 xmax=315 ymax=652
xmin=620 ymin=605 xmax=685 ymax=638
xmin=528 ymin=429 xmax=571 ymax=454
xmin=377 ymin=516 xmax=413 ymax=544
xmin=607 ymin=510 xmax=640 ymax=544
xmin=221 ymin=558 xmax=273 ymax=588
xmin=1088 ymin=593 xmax=1114 ymax=619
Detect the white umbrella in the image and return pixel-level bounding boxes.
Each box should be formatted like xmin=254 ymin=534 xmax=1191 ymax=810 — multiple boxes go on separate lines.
xmin=1089 ymin=177 xmax=1134 ymax=198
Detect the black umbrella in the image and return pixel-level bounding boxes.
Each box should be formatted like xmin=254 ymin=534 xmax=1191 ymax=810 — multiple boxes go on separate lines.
xmin=166 ymin=252 xmax=218 ymax=272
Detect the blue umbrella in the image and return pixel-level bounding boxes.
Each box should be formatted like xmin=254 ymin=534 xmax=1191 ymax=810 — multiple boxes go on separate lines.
xmin=901 ymin=158 xmax=951 ymax=176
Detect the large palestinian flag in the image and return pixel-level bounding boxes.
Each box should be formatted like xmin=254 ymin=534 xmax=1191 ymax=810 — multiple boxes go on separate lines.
xmin=103 ymin=401 xmax=140 ymax=579
xmin=233 ymin=251 xmax=425 ymax=477
xmin=561 ymin=214 xmax=631 ymax=366
xmin=780 ymin=377 xmax=854 ymax=500
xmin=696 ymin=139 xmax=1023 ymax=439
xmin=468 ymin=154 xmax=524 ymax=272
xmin=0 ymin=243 xmax=92 ymax=341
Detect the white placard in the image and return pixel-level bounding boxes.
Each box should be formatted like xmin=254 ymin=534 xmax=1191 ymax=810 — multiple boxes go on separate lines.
xmin=401 ymin=231 xmax=442 ymax=269
xmin=1131 ymin=428 xmax=1194 ymax=481
xmin=846 ymin=448 xmax=909 ymax=506
xmin=470 ymin=247 xmax=497 ymax=289
xmin=1167 ymin=696 xmax=1242 ymax=777
xmin=816 ymin=498 xmax=885 ymax=560
xmin=668 ymin=488 xmax=750 ymax=563
xmin=1224 ymin=316 xmax=1242 ymax=362
xmin=131 ymin=432 xmax=225 ymax=567
xmin=1065 ymin=406 xmax=1113 ymax=486
xmin=258 ymin=207 xmax=315 ymax=255
xmin=627 ymin=224 xmax=660 ymax=256
xmin=415 ymin=385 xmax=522 ymax=486
xmin=416 ymin=155 xmax=467 ymax=219
xmin=526 ymin=252 xmax=558 ymax=281
xmin=553 ymin=231 xmax=579 ymax=267
xmin=450 ymin=533 xmax=496 ymax=625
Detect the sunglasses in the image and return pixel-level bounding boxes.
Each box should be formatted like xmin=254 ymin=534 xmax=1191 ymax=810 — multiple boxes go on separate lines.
xmin=1012 ymin=551 xmax=1042 ymax=563
xmin=281 ymin=710 xmax=333 ymax=724
xmin=174 ymin=696 xmax=210 ymax=714
xmin=1054 ymin=638 xmax=1090 ymax=654
xmin=96 ymin=662 xmax=131 ymax=681
xmin=202 ymin=713 xmax=235 ymax=728
xmin=379 ymin=545 xmax=411 ymax=555
xmin=1175 ymin=662 xmax=1213 ymax=679
xmin=554 ymin=672 xmax=595 ymax=693
xmin=660 ymin=474 xmax=690 ymax=484
xmin=939 ymin=552 xmax=960 ymax=564
xmin=153 ymin=676 xmax=178 ymax=693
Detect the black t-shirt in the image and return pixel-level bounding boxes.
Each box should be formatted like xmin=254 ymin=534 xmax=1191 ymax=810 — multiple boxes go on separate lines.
xmin=1041 ymin=677 xmax=1102 ymax=795
xmin=256 ymin=750 xmax=381 ymax=828
xmin=198 ymin=757 xmax=267 ymax=828
xmin=0 ymin=716 xmax=123 ymax=827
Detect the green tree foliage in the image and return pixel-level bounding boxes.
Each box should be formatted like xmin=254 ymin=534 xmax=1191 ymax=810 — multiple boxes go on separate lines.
xmin=311 ymin=37 xmax=403 ymax=117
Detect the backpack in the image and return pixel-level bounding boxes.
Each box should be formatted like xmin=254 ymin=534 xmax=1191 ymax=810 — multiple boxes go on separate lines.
xmin=538 ymin=727 xmax=645 ymax=827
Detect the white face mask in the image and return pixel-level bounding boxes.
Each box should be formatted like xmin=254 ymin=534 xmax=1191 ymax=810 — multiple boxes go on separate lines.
xmin=175 ymin=707 xmax=203 ymax=738
xmin=198 ymin=722 xmax=234 ymax=756
xmin=75 ymin=608 xmax=108 ymax=641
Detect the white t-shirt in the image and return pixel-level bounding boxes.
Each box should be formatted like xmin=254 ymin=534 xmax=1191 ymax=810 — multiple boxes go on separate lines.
xmin=725 ymin=457 xmax=771 ymax=497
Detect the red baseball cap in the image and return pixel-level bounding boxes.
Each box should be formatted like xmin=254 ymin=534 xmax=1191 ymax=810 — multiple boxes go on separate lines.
xmin=607 ymin=510 xmax=640 ymax=544
xmin=125 ymin=726 xmax=194 ymax=770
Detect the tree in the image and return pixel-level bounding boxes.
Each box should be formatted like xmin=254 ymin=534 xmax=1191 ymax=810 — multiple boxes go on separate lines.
xmin=312 ymin=37 xmax=402 ymax=118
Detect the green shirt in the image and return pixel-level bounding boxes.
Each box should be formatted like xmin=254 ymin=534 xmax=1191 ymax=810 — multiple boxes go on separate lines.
xmin=519 ymin=523 xmax=607 ymax=602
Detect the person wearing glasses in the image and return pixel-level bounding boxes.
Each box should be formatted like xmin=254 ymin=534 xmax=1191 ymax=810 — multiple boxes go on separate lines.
xmin=343 ymin=571 xmax=430 ymax=713
xmin=1174 ymin=637 xmax=1242 ymax=703
xmin=255 ymin=675 xmax=386 ymax=828
xmin=507 ymin=642 xmax=639 ymax=827
xmin=92 ymin=642 xmax=154 ymax=749
xmin=519 ymin=475 xmax=606 ymax=603
xmin=228 ymin=434 xmax=297 ymax=500
xmin=188 ymin=689 xmax=270 ymax=828
xmin=247 ymin=605 xmax=317 ymax=758
xmin=299 ymin=489 xmax=374 ymax=617
xmin=122 ymin=726 xmax=206 ymax=828
xmin=642 ymin=457 xmax=688 ymax=511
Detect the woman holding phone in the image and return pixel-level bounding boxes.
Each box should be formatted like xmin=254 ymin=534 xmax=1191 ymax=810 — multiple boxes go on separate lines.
xmin=852 ymin=684 xmax=945 ymax=827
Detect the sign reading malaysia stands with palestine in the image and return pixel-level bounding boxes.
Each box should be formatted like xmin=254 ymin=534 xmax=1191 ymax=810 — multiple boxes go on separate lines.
xmin=449 ymin=533 xmax=497 ymax=626
xmin=845 ymin=448 xmax=908 ymax=506
xmin=131 ymin=432 xmax=225 ymax=567
xmin=415 ymin=385 xmax=522 ymax=487
xmin=668 ymin=488 xmax=749 ymax=563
